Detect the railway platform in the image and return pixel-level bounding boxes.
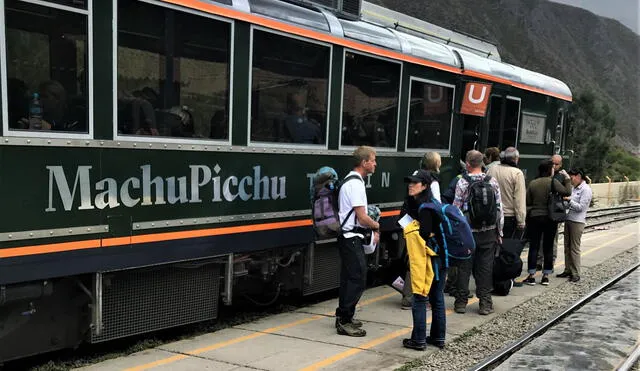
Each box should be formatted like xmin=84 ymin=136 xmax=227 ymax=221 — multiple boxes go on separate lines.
xmin=76 ymin=221 xmax=639 ymax=371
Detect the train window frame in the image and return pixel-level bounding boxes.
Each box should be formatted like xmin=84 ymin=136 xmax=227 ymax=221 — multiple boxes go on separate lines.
xmin=338 ymin=49 xmax=402 ymax=152
xmin=404 ymin=76 xmax=455 ymax=155
xmin=0 ymin=0 xmax=94 ymax=139
xmin=112 ymin=0 xmax=235 ymax=145
xmin=555 ymin=109 xmax=564 ymax=154
xmin=504 ymin=95 xmax=521 ymax=148
xmin=247 ymin=25 xmax=332 ymax=149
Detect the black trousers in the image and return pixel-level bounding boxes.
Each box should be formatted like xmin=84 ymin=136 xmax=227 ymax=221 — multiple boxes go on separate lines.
xmin=527 ymin=216 xmax=557 ymax=274
xmin=453 ymin=230 xmax=497 ymax=308
xmin=335 ymin=236 xmax=367 ymax=322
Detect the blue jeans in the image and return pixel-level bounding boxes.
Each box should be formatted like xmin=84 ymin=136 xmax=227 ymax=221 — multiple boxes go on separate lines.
xmin=411 ymin=267 xmax=447 ymax=344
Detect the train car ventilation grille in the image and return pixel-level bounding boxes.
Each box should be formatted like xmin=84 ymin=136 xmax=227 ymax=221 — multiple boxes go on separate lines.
xmin=91 ymin=260 xmax=221 ymax=343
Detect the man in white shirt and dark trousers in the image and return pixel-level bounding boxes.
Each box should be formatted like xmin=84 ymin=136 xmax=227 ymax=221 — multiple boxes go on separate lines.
xmin=335 ymin=146 xmax=380 ymax=337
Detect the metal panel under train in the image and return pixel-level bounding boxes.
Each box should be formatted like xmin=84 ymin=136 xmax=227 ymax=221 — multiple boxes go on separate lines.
xmin=91 ymin=259 xmax=221 ymax=343
xmin=304 ymin=242 xmax=341 ymax=295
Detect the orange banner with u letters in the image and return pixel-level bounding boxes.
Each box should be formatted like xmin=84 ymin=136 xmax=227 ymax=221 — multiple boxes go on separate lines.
xmin=460 ymin=82 xmax=492 ymax=117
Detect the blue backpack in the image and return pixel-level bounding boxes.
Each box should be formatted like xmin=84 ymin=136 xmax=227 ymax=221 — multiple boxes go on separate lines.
xmin=419 ymin=198 xmax=476 ymax=261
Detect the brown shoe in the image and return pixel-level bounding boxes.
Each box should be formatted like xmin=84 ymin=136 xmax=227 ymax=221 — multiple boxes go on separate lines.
xmin=336 ymin=321 xmax=366 ymax=337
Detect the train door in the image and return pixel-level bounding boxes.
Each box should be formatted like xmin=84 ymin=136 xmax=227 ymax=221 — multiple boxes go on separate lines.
xmin=459 ymin=115 xmax=483 ymax=160
xmin=458 ymin=81 xmax=493 ymax=160
xmin=486 ymin=95 xmax=521 ymax=150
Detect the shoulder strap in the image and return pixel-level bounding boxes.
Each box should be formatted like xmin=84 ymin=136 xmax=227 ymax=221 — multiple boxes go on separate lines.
xmin=483 ymin=175 xmax=492 ymax=183
xmin=339 ymin=174 xmax=363 ymax=231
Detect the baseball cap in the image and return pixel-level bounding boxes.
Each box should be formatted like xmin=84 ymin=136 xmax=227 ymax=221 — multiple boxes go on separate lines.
xmin=404 ymin=169 xmax=431 ymax=184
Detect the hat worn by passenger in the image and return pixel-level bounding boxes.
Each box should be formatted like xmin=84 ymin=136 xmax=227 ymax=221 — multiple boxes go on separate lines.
xmin=404 ymin=169 xmax=431 ymax=184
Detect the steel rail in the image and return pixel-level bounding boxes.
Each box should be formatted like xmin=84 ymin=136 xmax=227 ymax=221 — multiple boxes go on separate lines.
xmin=469 ymin=262 xmax=640 ymax=371
xmin=617 ymin=342 xmax=640 ymax=371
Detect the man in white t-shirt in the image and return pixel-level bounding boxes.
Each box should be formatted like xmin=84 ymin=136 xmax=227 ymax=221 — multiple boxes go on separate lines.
xmin=335 ymin=146 xmax=380 ymax=337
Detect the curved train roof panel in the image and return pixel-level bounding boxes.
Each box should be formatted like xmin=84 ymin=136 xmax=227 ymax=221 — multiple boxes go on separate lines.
xmin=454 ymin=49 xmax=572 ymax=99
xmin=248 ymin=0 xmax=331 ymax=33
xmin=339 ymin=18 xmax=402 ymax=51
xmin=361 ymin=1 xmax=502 ymax=61
xmin=396 ymin=31 xmax=461 ymax=68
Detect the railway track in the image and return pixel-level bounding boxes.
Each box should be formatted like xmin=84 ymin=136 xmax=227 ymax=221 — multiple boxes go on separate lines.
xmin=470 ymin=262 xmax=640 ymax=371
xmin=572 ymin=203 xmax=640 ymax=231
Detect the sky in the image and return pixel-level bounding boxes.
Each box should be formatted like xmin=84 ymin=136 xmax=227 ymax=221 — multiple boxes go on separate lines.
xmin=549 ymin=0 xmax=639 ymax=34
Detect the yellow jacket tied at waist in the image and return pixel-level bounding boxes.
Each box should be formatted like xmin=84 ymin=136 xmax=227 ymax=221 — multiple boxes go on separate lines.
xmin=403 ymin=219 xmax=438 ymax=296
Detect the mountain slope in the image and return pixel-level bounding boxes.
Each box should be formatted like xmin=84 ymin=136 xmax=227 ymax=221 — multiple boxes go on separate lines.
xmin=371 ymin=0 xmax=640 ymax=149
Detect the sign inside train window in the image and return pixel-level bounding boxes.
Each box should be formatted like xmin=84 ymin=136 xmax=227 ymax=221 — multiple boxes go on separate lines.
xmin=520 ymin=112 xmax=547 ymax=144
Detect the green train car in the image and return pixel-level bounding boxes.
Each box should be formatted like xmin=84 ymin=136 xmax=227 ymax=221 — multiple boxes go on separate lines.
xmin=0 ymin=0 xmax=572 ymax=362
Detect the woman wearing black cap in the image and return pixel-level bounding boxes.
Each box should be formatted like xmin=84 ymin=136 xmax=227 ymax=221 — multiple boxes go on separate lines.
xmin=401 ymin=169 xmax=447 ymax=351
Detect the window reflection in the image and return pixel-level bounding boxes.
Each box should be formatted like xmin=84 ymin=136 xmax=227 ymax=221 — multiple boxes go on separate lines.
xmin=407 ymin=80 xmax=453 ymax=150
xmin=6 ymin=0 xmax=88 ymax=133
xmin=250 ymin=30 xmax=330 ymax=145
xmin=341 ymin=52 xmax=400 ymax=148
xmin=117 ymin=0 xmax=231 ymax=139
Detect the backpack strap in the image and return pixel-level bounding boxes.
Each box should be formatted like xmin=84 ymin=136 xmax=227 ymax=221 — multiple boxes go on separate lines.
xmin=339 ymin=174 xmax=364 ymax=232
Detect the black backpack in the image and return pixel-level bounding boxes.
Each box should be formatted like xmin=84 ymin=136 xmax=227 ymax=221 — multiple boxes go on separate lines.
xmin=463 ymin=174 xmax=498 ymax=229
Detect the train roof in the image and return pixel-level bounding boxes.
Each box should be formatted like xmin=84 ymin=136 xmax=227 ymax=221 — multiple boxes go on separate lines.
xmin=176 ymin=0 xmax=573 ymax=101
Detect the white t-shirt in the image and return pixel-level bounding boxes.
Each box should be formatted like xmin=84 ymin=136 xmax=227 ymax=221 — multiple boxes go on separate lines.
xmin=430 ymin=180 xmax=441 ymax=202
xmin=338 ymin=171 xmax=367 ymax=238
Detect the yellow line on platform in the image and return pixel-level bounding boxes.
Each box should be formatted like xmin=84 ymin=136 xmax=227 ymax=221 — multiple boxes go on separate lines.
xmin=299 ymin=299 xmax=479 ymax=371
xmin=123 ymin=291 xmax=397 ymax=371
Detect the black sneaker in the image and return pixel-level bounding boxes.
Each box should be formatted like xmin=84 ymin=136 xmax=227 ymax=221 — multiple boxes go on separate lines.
xmin=525 ymin=276 xmax=536 ymax=285
xmin=541 ymin=276 xmax=549 ymax=286
xmin=402 ymin=338 xmax=426 ymax=351
xmin=426 ymin=336 xmax=445 ymax=349
xmin=556 ymin=271 xmax=571 ymax=278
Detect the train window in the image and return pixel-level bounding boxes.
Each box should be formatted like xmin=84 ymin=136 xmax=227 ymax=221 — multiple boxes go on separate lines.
xmin=116 ymin=0 xmax=231 ymax=140
xmin=250 ymin=29 xmax=330 ymax=145
xmin=487 ymin=95 xmax=520 ymax=149
xmin=487 ymin=96 xmax=502 ymax=149
xmin=406 ymin=78 xmax=454 ymax=151
xmin=341 ymin=51 xmax=400 ymax=149
xmin=503 ymin=96 xmax=521 ymax=148
xmin=5 ymin=0 xmax=89 ymax=134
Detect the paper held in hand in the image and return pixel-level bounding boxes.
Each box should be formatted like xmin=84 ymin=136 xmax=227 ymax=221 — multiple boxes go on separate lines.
xmin=397 ymin=213 xmax=414 ymax=229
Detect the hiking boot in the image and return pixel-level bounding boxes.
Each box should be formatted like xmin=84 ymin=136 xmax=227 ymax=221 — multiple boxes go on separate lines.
xmin=454 ymin=304 xmax=466 ymax=314
xmin=426 ymin=336 xmax=445 ymax=349
xmin=336 ymin=321 xmax=366 ymax=337
xmin=402 ymin=338 xmax=426 ymax=351
xmin=525 ymin=275 xmax=536 ymax=286
xmin=401 ymin=297 xmax=412 ymax=310
xmin=541 ymin=276 xmax=550 ymax=286
xmin=556 ymin=271 xmax=571 ymax=278
xmin=570 ymin=276 xmax=581 ymax=283
xmin=335 ymin=318 xmax=363 ymax=328
xmin=478 ymin=306 xmax=494 ymax=315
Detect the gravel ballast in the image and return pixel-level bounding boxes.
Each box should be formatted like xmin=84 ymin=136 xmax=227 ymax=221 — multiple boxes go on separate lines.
xmin=405 ymin=245 xmax=640 ymax=371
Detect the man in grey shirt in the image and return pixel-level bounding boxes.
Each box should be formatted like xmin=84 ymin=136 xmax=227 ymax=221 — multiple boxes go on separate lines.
xmin=557 ymin=168 xmax=592 ymax=282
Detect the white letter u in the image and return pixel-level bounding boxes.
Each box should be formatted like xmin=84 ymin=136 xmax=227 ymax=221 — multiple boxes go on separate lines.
xmin=468 ymin=85 xmax=487 ymax=104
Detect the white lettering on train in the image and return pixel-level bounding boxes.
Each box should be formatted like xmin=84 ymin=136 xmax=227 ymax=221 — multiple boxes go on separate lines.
xmin=45 ymin=165 xmax=287 ymax=212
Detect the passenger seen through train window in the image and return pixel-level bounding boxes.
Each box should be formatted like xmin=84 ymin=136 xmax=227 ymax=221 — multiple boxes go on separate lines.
xmin=341 ymin=52 xmax=400 ymax=148
xmin=5 ymin=0 xmax=88 ymax=133
xmin=250 ymin=30 xmax=330 ymax=145
xmin=116 ymin=0 xmax=231 ymax=139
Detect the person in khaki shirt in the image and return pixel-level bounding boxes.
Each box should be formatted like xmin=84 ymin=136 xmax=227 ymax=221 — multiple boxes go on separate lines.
xmin=486 ymin=147 xmax=526 ymax=238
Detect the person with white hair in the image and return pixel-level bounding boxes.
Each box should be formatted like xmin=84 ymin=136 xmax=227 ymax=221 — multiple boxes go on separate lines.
xmin=486 ymin=146 xmax=526 ymax=238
